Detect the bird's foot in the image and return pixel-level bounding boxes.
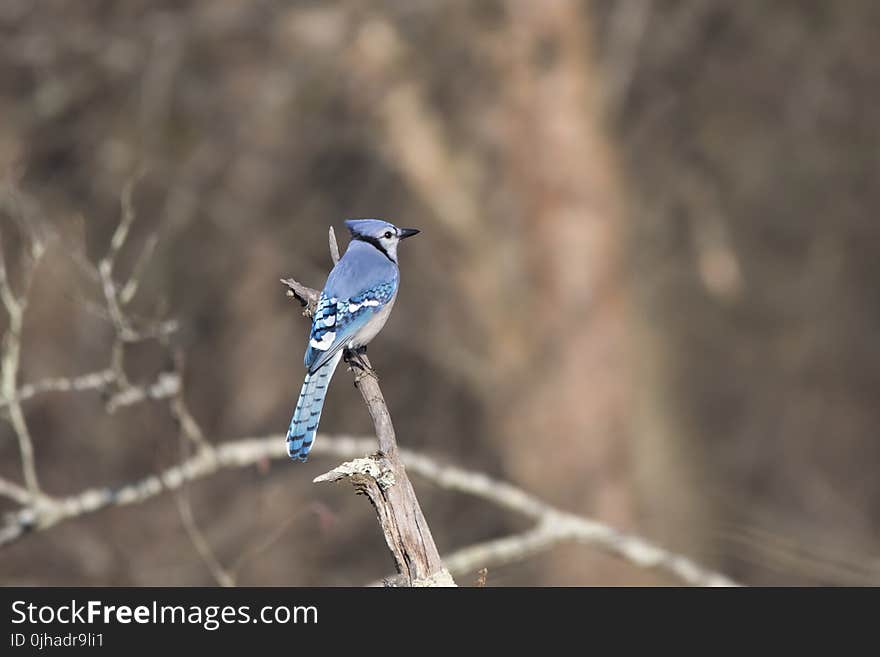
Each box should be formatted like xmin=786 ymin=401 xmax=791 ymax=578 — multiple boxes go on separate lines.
xmin=344 ymin=347 xmax=379 ymax=382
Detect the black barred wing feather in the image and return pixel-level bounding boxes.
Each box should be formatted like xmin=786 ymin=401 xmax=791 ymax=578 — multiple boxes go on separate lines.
xmin=303 ymin=281 xmax=397 ymax=372
xmin=304 ymin=294 xmax=339 ymax=367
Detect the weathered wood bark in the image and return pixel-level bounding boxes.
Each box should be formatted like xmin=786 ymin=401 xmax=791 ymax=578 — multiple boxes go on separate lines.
xmin=314 ymin=360 xmax=452 ymax=586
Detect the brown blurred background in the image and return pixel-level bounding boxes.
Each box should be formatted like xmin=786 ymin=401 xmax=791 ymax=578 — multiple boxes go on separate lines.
xmin=1 ymin=0 xmax=879 ymax=586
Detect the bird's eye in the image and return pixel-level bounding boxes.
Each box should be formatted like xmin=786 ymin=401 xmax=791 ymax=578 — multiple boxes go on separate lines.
xmin=383 ymin=231 xmax=393 ymax=239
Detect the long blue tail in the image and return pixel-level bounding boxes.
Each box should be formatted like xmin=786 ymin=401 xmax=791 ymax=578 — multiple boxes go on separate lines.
xmin=286 ymin=351 xmax=343 ymax=461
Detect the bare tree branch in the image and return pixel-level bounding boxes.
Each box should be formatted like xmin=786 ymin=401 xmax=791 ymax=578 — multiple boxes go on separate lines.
xmin=168 ymin=352 xmax=209 ymax=450
xmin=442 ymin=525 xmax=560 ymax=579
xmin=4 ymin=404 xmax=39 ymax=498
xmin=105 ymin=177 xmax=139 ymax=270
xmin=0 ymin=179 xmax=178 ymax=525
xmin=0 ymin=433 xmax=737 ymax=585
xmin=120 ymin=232 xmax=159 ymax=306
xmin=0 ymin=369 xmax=116 ymax=409
xmin=0 ymin=476 xmax=32 ymax=506
xmin=280 ymin=277 xmax=319 ymax=314
xmin=0 ymin=222 xmax=46 ymax=500
xmin=168 ymin=346 xmax=233 ymax=586
xmin=328 ymin=226 xmax=340 ymax=265
xmin=173 ymin=490 xmax=235 ymax=587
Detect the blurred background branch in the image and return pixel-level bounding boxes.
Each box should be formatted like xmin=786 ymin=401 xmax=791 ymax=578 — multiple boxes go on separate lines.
xmin=0 ymin=431 xmax=736 ymax=586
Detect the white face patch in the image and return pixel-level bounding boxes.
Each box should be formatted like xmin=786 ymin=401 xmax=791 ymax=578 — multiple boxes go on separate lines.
xmin=348 ymin=299 xmax=381 ymax=313
xmin=310 ymin=331 xmax=335 ymax=350
xmin=379 ymin=235 xmax=399 ymax=262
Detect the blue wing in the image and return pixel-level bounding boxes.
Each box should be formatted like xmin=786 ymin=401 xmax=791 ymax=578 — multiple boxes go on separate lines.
xmin=304 ymin=281 xmax=397 ymax=373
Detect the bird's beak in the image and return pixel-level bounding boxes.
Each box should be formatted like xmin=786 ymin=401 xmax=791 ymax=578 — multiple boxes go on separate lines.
xmin=398 ymin=227 xmax=420 ymax=240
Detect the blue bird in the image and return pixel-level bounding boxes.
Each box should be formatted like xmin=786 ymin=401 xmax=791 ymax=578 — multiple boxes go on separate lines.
xmin=286 ymin=219 xmax=420 ymax=461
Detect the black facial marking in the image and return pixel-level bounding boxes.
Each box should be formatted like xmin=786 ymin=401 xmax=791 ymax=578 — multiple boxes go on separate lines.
xmin=355 ymin=234 xmax=395 ymax=262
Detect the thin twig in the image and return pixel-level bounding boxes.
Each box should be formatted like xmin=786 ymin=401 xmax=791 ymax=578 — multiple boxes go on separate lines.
xmin=173 ymin=491 xmax=235 ymax=587
xmin=167 ymin=351 xmax=208 ymax=449
xmin=280 ymin=277 xmax=319 ymax=315
xmin=328 ymin=226 xmax=340 ymax=265
xmin=105 ymin=177 xmax=139 ymax=272
xmin=5 ymin=404 xmax=39 ymax=497
xmin=172 ymin=416 xmax=234 ymax=588
xmin=0 ymin=476 xmax=32 ymax=506
xmin=231 ymin=510 xmax=302 ymax=579
xmin=0 ymin=225 xmax=46 ymax=499
xmin=120 ymin=232 xmax=159 ymax=305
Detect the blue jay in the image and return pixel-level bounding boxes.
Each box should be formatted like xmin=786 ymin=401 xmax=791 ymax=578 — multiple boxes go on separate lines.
xmin=286 ymin=219 xmax=420 ymax=461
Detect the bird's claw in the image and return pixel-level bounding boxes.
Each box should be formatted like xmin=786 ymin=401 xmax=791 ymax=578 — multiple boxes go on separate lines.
xmin=345 ymin=347 xmax=379 ymax=381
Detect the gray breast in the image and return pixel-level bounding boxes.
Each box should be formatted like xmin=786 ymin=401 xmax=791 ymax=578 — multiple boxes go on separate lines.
xmin=348 ymin=293 xmax=397 ymax=348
